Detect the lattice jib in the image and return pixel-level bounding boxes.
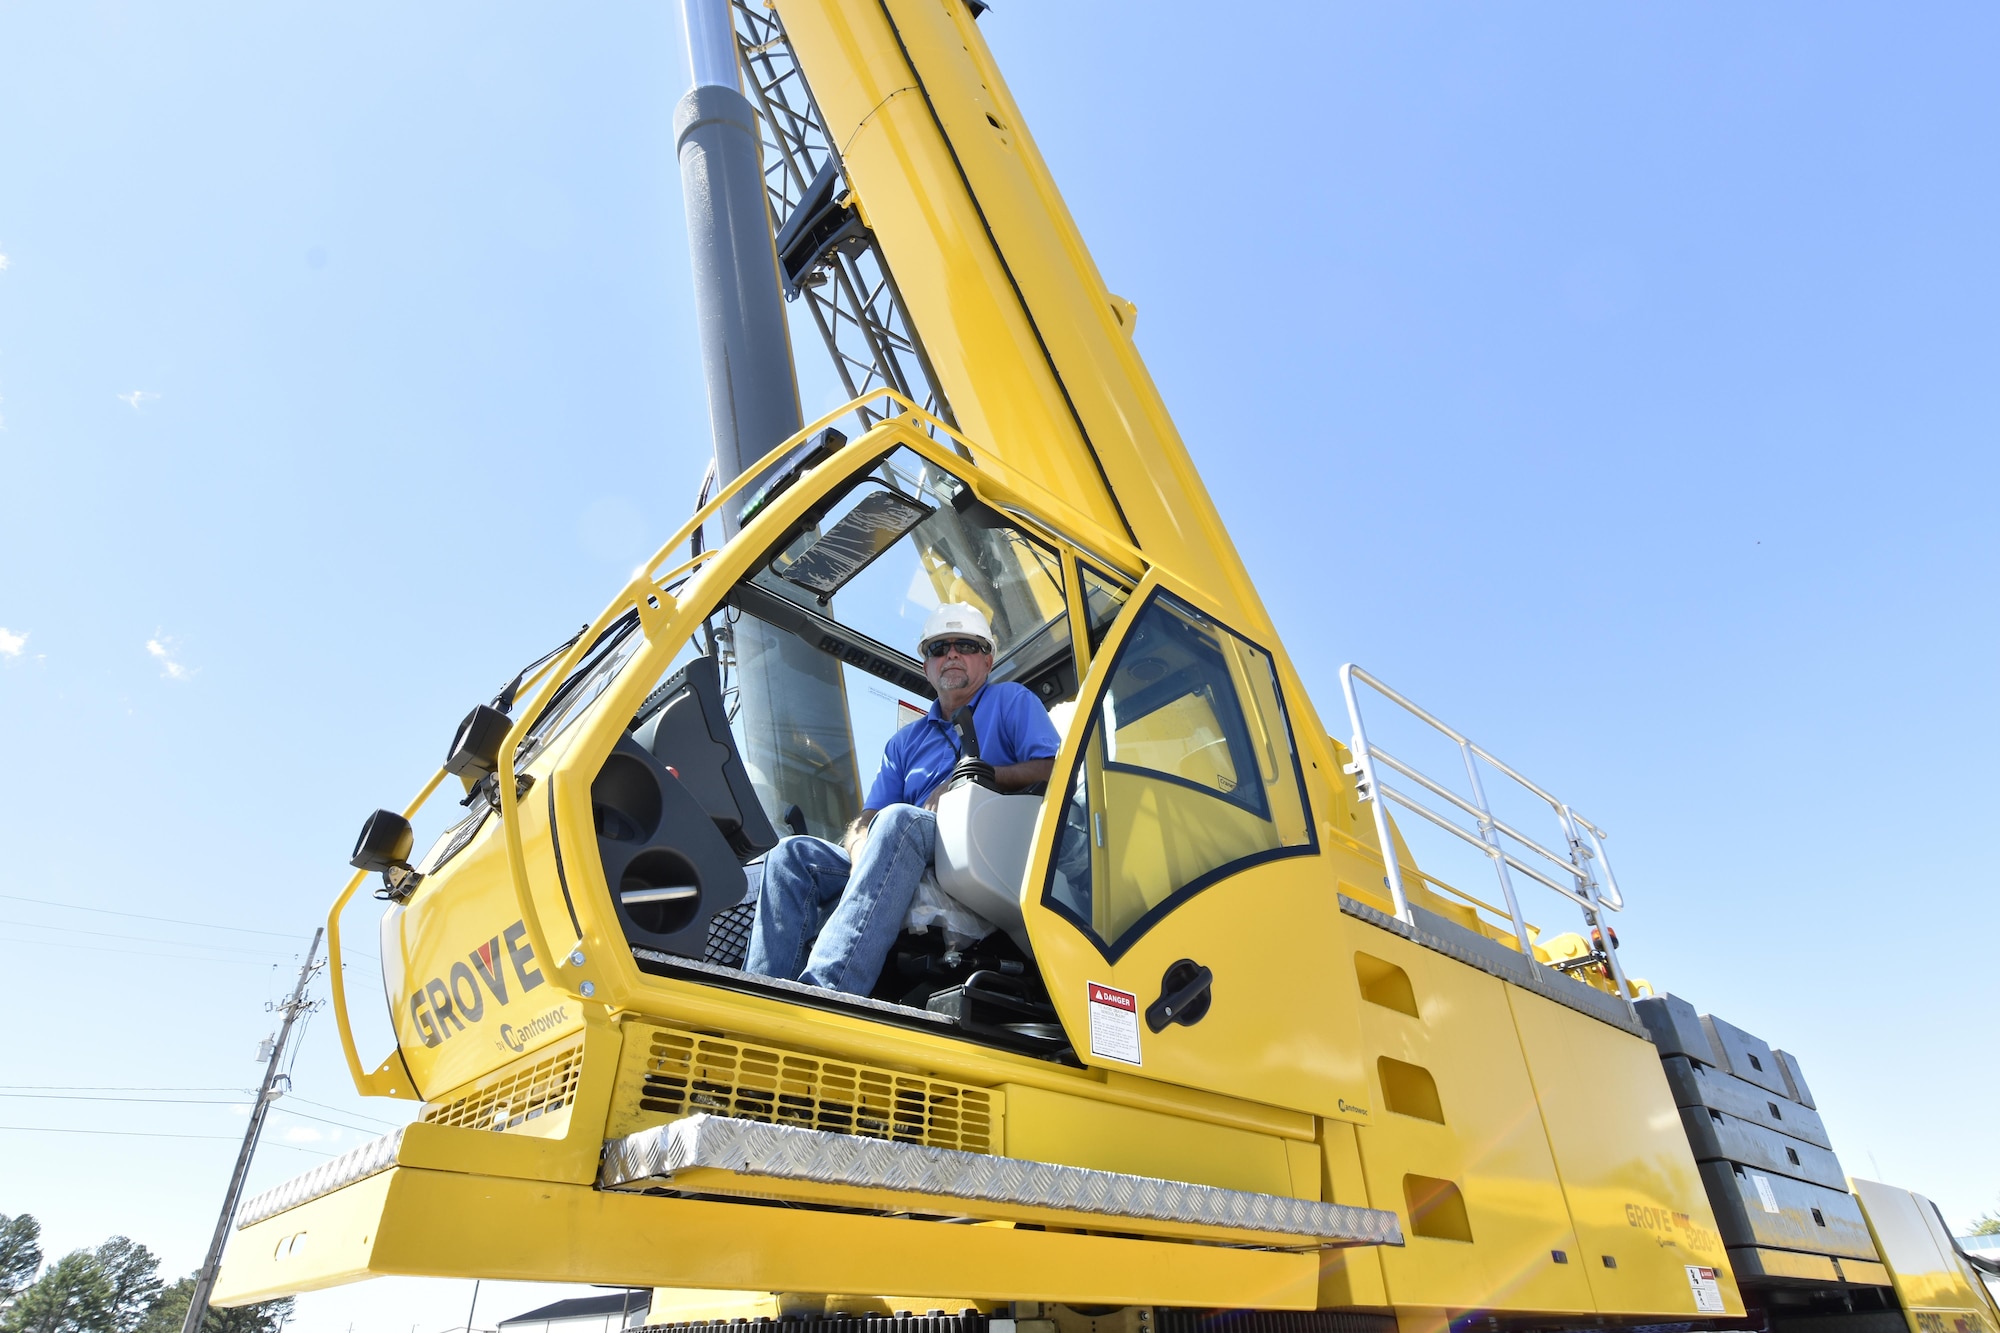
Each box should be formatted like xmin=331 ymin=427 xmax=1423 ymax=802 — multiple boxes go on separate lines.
xmin=422 ymin=1035 xmax=583 ymax=1132
xmin=635 ymin=1028 xmax=996 ymax=1154
xmin=729 ymin=0 xmax=952 ymax=429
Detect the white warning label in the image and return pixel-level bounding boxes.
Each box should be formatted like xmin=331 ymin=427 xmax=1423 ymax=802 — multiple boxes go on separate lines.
xmin=1087 ymin=982 xmax=1142 ymax=1065
xmin=1686 ymin=1265 xmax=1725 ymax=1313
xmin=1752 ymin=1174 xmax=1780 ymax=1214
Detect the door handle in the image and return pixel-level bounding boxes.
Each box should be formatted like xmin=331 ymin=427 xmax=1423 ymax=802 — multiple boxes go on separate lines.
xmin=1146 ymin=959 xmax=1214 ymax=1032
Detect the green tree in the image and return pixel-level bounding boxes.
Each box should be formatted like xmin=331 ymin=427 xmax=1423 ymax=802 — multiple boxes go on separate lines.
xmin=137 ymin=1279 xmax=291 ymax=1333
xmin=0 ymin=1216 xmax=42 ymax=1307
xmin=1972 ymin=1211 xmax=2000 ymax=1237
xmin=88 ymin=1241 xmax=159 ymax=1333
xmin=1 ymin=1252 xmax=112 ymax=1333
xmin=132 ymin=1280 xmax=190 ymax=1333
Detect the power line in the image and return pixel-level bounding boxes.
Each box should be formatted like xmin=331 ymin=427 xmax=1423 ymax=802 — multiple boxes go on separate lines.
xmin=270 ymin=1096 xmax=402 ymax=1128
xmin=0 ymin=1122 xmax=242 ymax=1136
xmin=0 ymin=1080 xmax=400 ymax=1120
xmin=0 ymin=1088 xmax=249 ymax=1096
xmin=4 ymin=924 xmax=377 ymax=967
xmin=0 ymin=1125 xmax=334 ymax=1155
xmin=1 ymin=937 xmax=301 ymax=967
xmin=282 ymin=1094 xmax=402 ymax=1128
xmin=1 ymin=911 xmax=378 ymax=966
xmin=282 ymin=1005 xmax=315 ymax=1080
xmin=0 ymin=918 xmax=289 ymax=957
xmin=0 ymin=1093 xmax=396 ymax=1138
xmin=0 ymin=892 xmax=302 ymax=939
xmin=0 ymin=1084 xmax=255 ymax=1092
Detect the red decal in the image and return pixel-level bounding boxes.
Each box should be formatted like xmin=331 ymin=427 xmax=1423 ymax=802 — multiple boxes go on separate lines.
xmin=1088 ymin=984 xmax=1136 ymax=1011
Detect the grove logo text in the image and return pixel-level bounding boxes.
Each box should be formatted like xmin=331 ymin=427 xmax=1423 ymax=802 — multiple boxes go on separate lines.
xmin=407 ymin=920 xmax=544 ymax=1049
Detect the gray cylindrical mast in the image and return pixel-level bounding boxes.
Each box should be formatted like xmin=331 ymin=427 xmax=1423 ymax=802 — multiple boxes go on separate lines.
xmin=675 ymin=0 xmax=859 ymax=837
xmin=675 ymin=0 xmax=802 ymax=486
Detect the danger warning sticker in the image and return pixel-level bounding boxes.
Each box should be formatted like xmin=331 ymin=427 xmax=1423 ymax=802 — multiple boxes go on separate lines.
xmin=1087 ymin=982 xmax=1142 ymax=1065
xmin=1686 ymin=1265 xmax=1725 ymax=1313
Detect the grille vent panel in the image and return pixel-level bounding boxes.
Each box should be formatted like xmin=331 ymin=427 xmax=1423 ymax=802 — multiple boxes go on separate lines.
xmin=422 ymin=1034 xmax=583 ymax=1132
xmin=633 ymin=1027 xmax=996 ymax=1154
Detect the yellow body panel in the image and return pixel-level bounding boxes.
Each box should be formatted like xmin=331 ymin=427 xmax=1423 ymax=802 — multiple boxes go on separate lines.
xmin=1316 ymin=1121 xmax=1392 ymax=1307
xmin=1506 ymin=990 xmax=1742 ymax=1317
xmin=1853 ymin=1179 xmax=2000 ymax=1333
xmin=1843 ymin=1258 xmax=1895 ymax=1287
xmin=382 ymin=803 xmax=582 ymax=1098
xmin=1016 ymin=569 xmax=1374 ymax=1122
xmin=215 ymin=1167 xmax=1318 ymax=1309
xmin=1000 ymin=1083 xmax=1302 ymax=1198
xmin=1748 ymin=1248 xmax=1841 ymax=1282
xmin=391 ymin=1012 xmax=622 ymax=1185
xmin=1347 ymin=929 xmax=1596 ymax=1314
xmin=1026 ymin=852 xmax=1371 ymax=1124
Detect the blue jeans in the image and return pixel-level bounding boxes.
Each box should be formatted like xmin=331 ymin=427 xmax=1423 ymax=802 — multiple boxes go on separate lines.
xmin=745 ymin=803 xmax=936 ymax=996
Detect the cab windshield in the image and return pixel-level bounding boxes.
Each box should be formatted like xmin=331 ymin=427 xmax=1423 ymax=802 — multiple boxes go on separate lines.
xmin=714 ymin=446 xmax=1074 ymax=836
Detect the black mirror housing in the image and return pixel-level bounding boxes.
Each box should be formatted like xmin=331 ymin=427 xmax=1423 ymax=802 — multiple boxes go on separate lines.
xmin=350 ymin=809 xmax=415 ymax=875
xmin=444 ymin=703 xmax=512 ymax=788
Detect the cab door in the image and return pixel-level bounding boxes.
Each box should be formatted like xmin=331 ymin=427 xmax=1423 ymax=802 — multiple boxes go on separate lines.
xmin=1025 ymin=568 xmax=1370 ymax=1121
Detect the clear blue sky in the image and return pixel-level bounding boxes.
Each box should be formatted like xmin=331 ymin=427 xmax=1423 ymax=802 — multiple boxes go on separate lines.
xmin=2 ymin=4 xmax=1994 ymax=1329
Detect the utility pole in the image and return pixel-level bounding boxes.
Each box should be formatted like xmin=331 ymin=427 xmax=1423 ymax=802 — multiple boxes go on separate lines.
xmin=181 ymin=928 xmax=325 ymax=1333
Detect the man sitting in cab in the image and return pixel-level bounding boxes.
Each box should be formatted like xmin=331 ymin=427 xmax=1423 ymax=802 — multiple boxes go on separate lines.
xmin=745 ymin=603 xmax=1061 ymax=995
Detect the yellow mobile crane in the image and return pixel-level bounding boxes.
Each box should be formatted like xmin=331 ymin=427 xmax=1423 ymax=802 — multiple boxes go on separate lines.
xmin=215 ymin=6 xmax=1998 ymax=1333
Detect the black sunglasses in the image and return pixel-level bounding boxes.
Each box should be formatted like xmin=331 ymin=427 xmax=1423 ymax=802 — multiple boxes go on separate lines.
xmin=923 ymin=637 xmax=990 ymax=659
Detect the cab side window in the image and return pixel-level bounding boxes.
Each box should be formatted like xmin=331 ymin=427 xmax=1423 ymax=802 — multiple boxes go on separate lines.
xmin=1044 ymin=590 xmax=1314 ymax=957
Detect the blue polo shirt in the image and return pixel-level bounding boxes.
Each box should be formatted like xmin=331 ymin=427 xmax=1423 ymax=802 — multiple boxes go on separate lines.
xmin=865 ymin=681 xmax=1063 ymax=811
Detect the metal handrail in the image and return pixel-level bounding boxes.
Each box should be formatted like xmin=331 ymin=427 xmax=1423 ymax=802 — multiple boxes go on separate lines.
xmin=1337 ymin=663 xmax=1634 ymax=1008
xmin=1376 ymin=784 xmax=1589 ymax=903
xmin=1367 ymin=745 xmax=1587 ymax=882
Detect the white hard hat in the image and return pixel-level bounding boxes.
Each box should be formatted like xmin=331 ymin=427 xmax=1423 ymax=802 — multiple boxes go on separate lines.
xmin=919 ymin=602 xmax=994 ymax=653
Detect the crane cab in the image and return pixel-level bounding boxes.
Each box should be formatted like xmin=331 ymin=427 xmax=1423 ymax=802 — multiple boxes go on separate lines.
xmin=356 ymin=396 xmax=1392 ymax=1120
xmin=217 ymin=398 xmax=1441 ymax=1310
xmin=367 ymin=400 xmax=1372 ymax=1119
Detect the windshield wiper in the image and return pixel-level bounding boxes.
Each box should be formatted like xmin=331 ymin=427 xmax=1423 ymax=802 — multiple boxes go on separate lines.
xmin=492 ymin=624 xmax=589 ymax=715
xmin=520 ymin=610 xmax=643 ymax=735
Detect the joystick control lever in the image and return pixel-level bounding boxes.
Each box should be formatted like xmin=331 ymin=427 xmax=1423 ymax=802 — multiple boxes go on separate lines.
xmin=947 ymin=705 xmax=998 ymax=791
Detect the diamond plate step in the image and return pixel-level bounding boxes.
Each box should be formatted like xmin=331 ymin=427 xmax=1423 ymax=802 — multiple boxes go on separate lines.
xmin=600 ymin=1114 xmax=1402 ymax=1250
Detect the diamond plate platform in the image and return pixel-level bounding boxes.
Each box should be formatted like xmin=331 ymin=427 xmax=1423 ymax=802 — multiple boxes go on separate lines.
xmin=1339 ymin=894 xmax=1647 ymax=1037
xmin=600 ymin=1114 xmax=1402 ymax=1248
xmin=237 ymin=1127 xmax=404 ymax=1228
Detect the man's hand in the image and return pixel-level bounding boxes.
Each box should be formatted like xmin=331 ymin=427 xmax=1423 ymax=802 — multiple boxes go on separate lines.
xmin=994 ymin=757 xmax=1055 ymax=793
xmin=924 ymin=757 xmax=1053 ymax=810
xmin=842 ymin=810 xmax=878 ymax=860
